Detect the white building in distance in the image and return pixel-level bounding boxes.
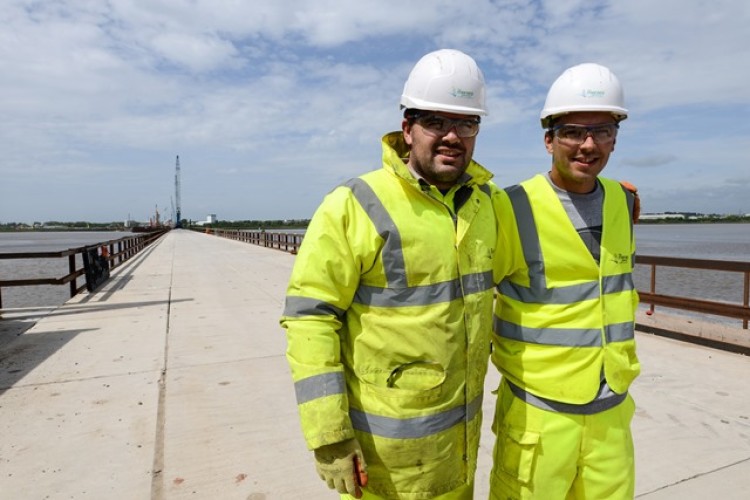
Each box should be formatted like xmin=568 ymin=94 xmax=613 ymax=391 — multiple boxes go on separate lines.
xmin=194 ymin=214 xmax=218 ymax=226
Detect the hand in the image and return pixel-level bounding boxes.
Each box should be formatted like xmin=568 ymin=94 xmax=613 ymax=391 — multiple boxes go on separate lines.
xmin=619 ymin=180 xmax=640 ymax=224
xmin=313 ymin=438 xmax=368 ymax=498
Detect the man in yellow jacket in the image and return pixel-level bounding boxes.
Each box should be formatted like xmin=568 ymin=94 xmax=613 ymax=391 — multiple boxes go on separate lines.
xmin=490 ymin=63 xmax=640 ymax=499
xmin=281 ymin=49 xmax=502 ymax=499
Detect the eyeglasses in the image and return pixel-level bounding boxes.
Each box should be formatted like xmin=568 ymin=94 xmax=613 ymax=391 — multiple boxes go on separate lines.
xmin=551 ymin=123 xmax=619 ymax=145
xmin=412 ymin=113 xmax=481 ymax=138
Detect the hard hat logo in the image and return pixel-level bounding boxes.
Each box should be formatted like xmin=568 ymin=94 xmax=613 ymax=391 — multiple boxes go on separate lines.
xmin=401 ymin=49 xmax=488 ymax=116
xmin=580 ymin=89 xmax=606 ymax=99
xmin=450 ymin=88 xmax=475 ymax=99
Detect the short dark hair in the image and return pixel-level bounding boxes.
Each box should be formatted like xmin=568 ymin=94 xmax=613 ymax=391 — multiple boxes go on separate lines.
xmin=403 ymin=108 xmax=420 ymax=120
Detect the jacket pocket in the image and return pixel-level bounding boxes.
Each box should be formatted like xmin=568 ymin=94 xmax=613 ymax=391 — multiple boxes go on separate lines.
xmin=361 ymin=361 xmax=446 ymax=405
xmin=495 ymin=426 xmax=540 ymax=486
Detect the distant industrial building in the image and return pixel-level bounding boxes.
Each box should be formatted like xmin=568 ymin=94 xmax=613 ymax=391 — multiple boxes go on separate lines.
xmin=639 ymin=213 xmax=687 ymax=221
xmin=194 ymin=214 xmax=218 ymax=227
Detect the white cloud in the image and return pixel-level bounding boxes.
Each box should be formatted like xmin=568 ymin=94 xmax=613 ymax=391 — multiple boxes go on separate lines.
xmin=149 ymin=32 xmax=240 ymax=72
xmin=0 ymin=0 xmax=748 ymax=223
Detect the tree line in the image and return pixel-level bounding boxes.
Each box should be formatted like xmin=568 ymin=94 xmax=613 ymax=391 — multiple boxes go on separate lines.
xmin=201 ymin=219 xmax=311 ymax=230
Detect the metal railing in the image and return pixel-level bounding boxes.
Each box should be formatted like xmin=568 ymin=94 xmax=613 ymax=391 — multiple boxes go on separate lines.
xmin=204 ymin=229 xmax=750 ymax=330
xmin=204 ymin=228 xmax=304 ymax=254
xmin=635 ymin=255 xmax=750 ymax=329
xmin=0 ymin=230 xmax=169 ymax=309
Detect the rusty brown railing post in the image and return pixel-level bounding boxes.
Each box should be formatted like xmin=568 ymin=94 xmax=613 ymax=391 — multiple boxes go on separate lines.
xmin=744 ymin=270 xmax=749 ymax=330
xmin=68 ymin=254 xmax=77 ymax=298
xmin=648 ymin=263 xmax=656 ymax=314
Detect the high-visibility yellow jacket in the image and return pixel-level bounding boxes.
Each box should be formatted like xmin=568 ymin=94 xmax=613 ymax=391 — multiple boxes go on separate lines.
xmin=280 ymin=131 xmax=500 ymax=498
xmin=492 ymin=174 xmax=640 ymax=404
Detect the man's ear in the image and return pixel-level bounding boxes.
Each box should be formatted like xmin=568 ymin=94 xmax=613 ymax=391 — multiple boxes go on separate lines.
xmin=544 ymin=132 xmax=553 ymax=154
xmin=402 ymin=118 xmax=413 ymax=146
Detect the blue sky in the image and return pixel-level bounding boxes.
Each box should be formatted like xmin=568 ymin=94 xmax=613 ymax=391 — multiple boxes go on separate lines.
xmin=1 ymin=0 xmax=749 ymax=224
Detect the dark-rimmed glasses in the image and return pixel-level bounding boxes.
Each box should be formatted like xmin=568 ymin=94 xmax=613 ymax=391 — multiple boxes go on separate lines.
xmin=551 ymin=123 xmax=619 ymax=145
xmin=412 ymin=113 xmax=481 ymax=138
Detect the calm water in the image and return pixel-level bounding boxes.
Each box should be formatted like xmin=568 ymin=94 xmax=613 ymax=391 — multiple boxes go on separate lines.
xmin=634 ymin=223 xmax=750 ymax=261
xmin=2 ymin=226 xmax=749 ymax=326
xmin=631 ymin=224 xmax=750 ymax=326
xmin=0 ymin=231 xmax=127 ymax=308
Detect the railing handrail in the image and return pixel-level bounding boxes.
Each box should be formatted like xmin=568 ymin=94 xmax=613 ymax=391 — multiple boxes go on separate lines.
xmin=0 ymin=233 xmax=161 ymax=259
xmin=202 ymin=228 xmax=305 ymax=255
xmin=14 ymin=228 xmax=742 ymax=331
xmin=0 ymin=230 xmax=169 ymax=308
xmin=636 ymin=255 xmax=750 ymax=272
xmin=634 ymin=255 xmax=749 ymax=329
xmin=203 ymin=231 xmax=750 ymax=329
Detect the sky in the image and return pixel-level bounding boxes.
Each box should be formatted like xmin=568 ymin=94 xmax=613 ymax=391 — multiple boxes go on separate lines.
xmin=1 ymin=0 xmax=749 ymax=224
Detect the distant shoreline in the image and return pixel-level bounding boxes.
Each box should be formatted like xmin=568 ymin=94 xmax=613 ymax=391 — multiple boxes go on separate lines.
xmin=2 ymin=218 xmax=750 ymax=233
xmin=637 ymin=218 xmax=750 ymax=225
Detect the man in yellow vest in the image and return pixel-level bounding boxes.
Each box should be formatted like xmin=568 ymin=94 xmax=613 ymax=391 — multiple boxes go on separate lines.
xmin=490 ymin=63 xmax=641 ymax=499
xmin=281 ymin=49 xmax=502 ymax=499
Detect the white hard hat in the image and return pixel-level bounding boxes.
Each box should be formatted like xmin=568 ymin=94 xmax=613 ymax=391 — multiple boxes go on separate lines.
xmin=540 ymin=63 xmax=628 ymax=128
xmin=400 ymin=49 xmax=487 ymax=116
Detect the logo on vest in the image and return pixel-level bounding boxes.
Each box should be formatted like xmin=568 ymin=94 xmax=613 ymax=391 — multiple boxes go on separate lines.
xmin=611 ymin=253 xmax=629 ymax=264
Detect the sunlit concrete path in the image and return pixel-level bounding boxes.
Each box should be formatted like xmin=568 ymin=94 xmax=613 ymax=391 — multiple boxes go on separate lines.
xmin=1 ymin=229 xmax=748 ymax=499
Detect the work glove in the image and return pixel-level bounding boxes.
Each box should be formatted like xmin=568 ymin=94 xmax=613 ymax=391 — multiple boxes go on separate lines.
xmin=619 ymin=180 xmax=641 ymax=224
xmin=313 ymin=438 xmax=368 ymax=498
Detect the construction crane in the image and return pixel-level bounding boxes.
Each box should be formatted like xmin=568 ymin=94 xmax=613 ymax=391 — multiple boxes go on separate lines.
xmin=174 ymin=155 xmax=182 ymax=228
xmin=170 ymin=196 xmax=176 ymax=227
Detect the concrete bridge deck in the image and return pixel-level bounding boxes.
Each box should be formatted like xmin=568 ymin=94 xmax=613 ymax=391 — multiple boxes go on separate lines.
xmin=1 ymin=229 xmax=748 ymax=499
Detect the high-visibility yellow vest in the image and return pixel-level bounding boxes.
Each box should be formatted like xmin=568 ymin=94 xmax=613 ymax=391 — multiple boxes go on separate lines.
xmin=492 ymin=174 xmax=640 ymax=404
xmin=281 ymin=132 xmax=500 ymax=498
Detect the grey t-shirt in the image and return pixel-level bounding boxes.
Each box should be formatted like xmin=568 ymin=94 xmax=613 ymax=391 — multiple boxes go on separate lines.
xmin=545 ymin=172 xmax=603 ymax=263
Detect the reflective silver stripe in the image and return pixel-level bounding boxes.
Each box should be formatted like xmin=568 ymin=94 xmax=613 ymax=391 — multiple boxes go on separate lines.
xmin=498 ymin=279 xmax=599 ymax=304
xmin=294 ymin=372 xmax=346 ymax=405
xmin=495 ymin=318 xmax=602 ymax=347
xmin=353 ymin=271 xmax=493 ymax=307
xmin=606 ymin=321 xmax=635 ymax=342
xmin=283 ymin=295 xmax=345 ymax=318
xmin=499 ymin=274 xmax=631 ymax=303
xmin=462 ymin=270 xmax=494 ymax=296
xmin=602 ymin=273 xmax=635 ymax=294
xmin=467 ymin=392 xmax=483 ymax=421
xmin=354 ymin=280 xmax=460 ymax=307
xmin=350 ymin=394 xmax=483 ymax=439
xmin=345 ymin=178 xmax=406 ymax=287
xmin=622 ymin=183 xmax=634 ymax=223
xmin=507 ymin=379 xmax=627 ymax=415
xmin=621 ymin=183 xmax=635 ymax=244
xmin=505 ymin=184 xmax=547 ymax=290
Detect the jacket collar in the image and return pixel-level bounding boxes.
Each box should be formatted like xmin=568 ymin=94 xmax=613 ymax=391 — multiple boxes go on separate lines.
xmin=380 ymin=131 xmax=493 ymax=188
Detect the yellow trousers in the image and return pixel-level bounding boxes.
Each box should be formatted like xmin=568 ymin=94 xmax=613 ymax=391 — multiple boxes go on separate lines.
xmin=342 ymin=481 xmax=473 ymax=500
xmin=490 ymin=378 xmax=635 ymax=500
